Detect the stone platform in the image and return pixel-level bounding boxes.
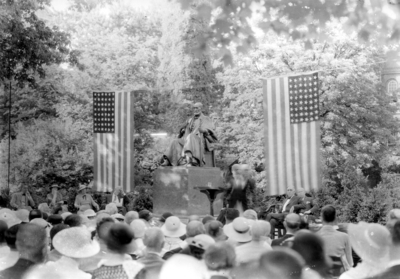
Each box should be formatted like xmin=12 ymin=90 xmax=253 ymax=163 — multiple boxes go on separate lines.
xmin=153 ymin=167 xmax=225 ymax=217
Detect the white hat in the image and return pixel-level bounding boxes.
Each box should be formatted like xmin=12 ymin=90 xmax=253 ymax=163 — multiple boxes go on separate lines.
xmin=60 ymin=212 xmax=72 ymax=220
xmin=0 ymin=209 xmax=21 ymax=227
xmin=111 ymin=213 xmax=125 ymax=221
xmin=53 ymin=227 xmax=100 ymax=258
xmin=78 ymin=184 xmax=87 ymax=192
xmin=188 ymin=234 xmax=215 ymax=250
xmin=161 ymin=216 xmax=186 ymax=238
xmin=84 ymin=209 xmax=96 ymax=218
xmin=223 ymin=217 xmax=252 ymax=243
xmin=15 ymin=209 xmax=30 ymax=223
xmin=30 ymin=218 xmax=50 ymax=229
xmin=130 ymin=219 xmax=146 ymax=238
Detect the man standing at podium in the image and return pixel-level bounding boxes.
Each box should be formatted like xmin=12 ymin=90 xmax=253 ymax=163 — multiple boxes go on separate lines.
xmin=161 ymin=102 xmax=217 ymax=167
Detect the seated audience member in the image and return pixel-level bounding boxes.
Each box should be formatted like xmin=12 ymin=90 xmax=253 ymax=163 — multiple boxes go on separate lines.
xmin=64 ymin=214 xmax=83 ymax=227
xmin=0 ymin=224 xmax=20 ymax=271
xmin=296 ymin=188 xmax=318 ymax=215
xmin=125 ymin=211 xmax=139 ymax=225
xmin=339 ymin=222 xmax=390 ymax=279
xmin=92 ymin=223 xmax=144 ymax=279
xmin=9 ymin=184 xmax=35 ymax=211
xmin=265 ymin=187 xmax=304 ymax=239
xmin=292 ymin=230 xmax=332 ymax=278
xmin=236 ymin=220 xmax=272 ymax=264
xmin=47 ymin=224 xmax=70 ymax=262
xmin=204 ymin=242 xmax=236 ymax=279
xmin=202 ymin=215 xmax=214 ymax=225
xmin=187 ymin=234 xmax=215 ymax=260
xmin=317 ymin=205 xmax=353 ymax=275
xmin=28 ymin=209 xmax=43 ymax=222
xmin=159 ymin=254 xmax=208 ymax=279
xmin=139 ymin=210 xmax=154 ymax=227
xmin=224 ymin=208 xmax=240 ymax=226
xmin=108 ymin=186 xmax=128 ymax=215
xmin=129 ymin=219 xmax=147 ymax=259
xmin=158 ymin=212 xmax=173 ymax=226
xmin=271 ymin=213 xmax=301 ymax=247
xmin=161 ymin=216 xmax=186 ymax=254
xmin=41 ymin=227 xmax=99 ymax=279
xmin=364 ymin=219 xmax=400 ymax=279
xmin=138 ymin=228 xmax=165 ymax=279
xmin=243 ymin=209 xmax=258 ymax=221
xmin=0 ymin=224 xmax=47 ymax=279
xmin=188 ymin=215 xmax=200 ymax=223
xmin=205 ymin=220 xmax=227 ymax=242
xmin=105 ymin=203 xmax=118 ymax=215
xmin=47 ymin=215 xmax=63 ymax=226
xmin=74 ymin=184 xmax=99 ymax=213
xmin=259 ymin=248 xmax=305 ymax=279
xmin=162 ymin=220 xmax=205 ymax=260
xmin=15 ymin=209 xmax=29 ymax=224
xmin=223 ymin=217 xmax=252 ymax=246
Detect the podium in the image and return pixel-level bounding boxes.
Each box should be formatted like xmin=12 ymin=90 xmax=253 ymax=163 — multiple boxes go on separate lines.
xmin=153 ymin=167 xmax=225 ymax=217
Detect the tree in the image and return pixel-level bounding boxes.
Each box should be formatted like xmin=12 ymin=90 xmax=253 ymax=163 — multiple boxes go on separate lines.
xmin=173 ymin=0 xmax=400 ymax=64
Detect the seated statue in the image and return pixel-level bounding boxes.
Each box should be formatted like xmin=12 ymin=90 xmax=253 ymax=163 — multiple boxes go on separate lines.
xmin=161 ymin=102 xmax=217 ymax=167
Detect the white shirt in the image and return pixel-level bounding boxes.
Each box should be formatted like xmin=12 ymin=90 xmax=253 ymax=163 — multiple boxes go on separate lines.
xmin=282 ymin=197 xmax=292 ymax=212
xmin=112 ymin=194 xmax=124 ymax=207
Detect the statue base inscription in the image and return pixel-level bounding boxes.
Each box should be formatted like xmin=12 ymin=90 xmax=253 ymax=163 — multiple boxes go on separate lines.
xmin=153 ymin=167 xmax=224 ymax=217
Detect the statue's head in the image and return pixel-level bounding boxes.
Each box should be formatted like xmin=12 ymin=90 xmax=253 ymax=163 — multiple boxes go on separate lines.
xmin=193 ymin=103 xmax=203 ymax=116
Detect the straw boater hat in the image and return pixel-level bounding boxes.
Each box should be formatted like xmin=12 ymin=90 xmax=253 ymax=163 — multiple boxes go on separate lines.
xmin=223 ymin=217 xmax=253 ymax=243
xmin=78 ymin=184 xmax=87 ymax=192
xmin=53 ymin=227 xmax=100 ymax=258
xmin=84 ymin=209 xmax=96 ymax=218
xmin=161 ymin=216 xmax=187 ymax=238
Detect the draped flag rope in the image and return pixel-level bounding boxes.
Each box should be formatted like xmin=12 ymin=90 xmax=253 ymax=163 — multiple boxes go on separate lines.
xmin=93 ymin=91 xmax=135 ymax=193
xmin=263 ymin=72 xmax=321 ymax=196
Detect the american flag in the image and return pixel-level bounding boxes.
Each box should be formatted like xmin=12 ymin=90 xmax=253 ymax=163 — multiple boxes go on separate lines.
xmin=262 ymin=72 xmax=321 ymax=195
xmin=93 ymin=91 xmax=135 ymax=193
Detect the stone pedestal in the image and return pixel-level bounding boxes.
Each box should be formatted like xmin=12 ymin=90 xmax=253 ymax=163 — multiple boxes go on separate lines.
xmin=153 ymin=167 xmax=225 ymax=217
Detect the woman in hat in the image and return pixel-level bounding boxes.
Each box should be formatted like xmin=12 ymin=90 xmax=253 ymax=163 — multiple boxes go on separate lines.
xmin=92 ymin=223 xmax=144 ymax=279
xmin=109 ymin=186 xmax=128 ymax=215
xmin=74 ymin=184 xmax=99 ymax=213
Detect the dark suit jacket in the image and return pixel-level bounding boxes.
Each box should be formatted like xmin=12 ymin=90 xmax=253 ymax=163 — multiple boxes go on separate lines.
xmin=0 ymin=258 xmax=35 ymax=279
xmin=366 ymin=265 xmax=400 ymax=279
xmin=281 ymin=196 xmax=304 ymax=213
xmin=298 ymin=196 xmax=317 ymax=214
xmin=271 ymin=233 xmax=294 ymax=247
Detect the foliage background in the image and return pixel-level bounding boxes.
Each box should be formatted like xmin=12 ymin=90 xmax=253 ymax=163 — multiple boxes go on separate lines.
xmin=0 ymin=0 xmax=400 ymax=221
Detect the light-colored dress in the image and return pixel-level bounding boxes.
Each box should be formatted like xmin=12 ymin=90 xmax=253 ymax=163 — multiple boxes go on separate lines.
xmin=74 ymin=194 xmax=99 ymax=212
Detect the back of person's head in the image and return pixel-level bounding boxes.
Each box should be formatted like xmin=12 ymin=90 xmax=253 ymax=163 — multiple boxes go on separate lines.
xmin=105 ymin=223 xmax=135 ymax=254
xmin=5 ymin=224 xmax=20 ymax=249
xmin=105 ymin=203 xmax=118 ymax=215
xmin=389 ymin=219 xmax=400 ymax=245
xmin=204 ymin=242 xmax=236 ymax=271
xmin=243 ymin=209 xmax=258 ymax=221
xmin=125 ymin=211 xmax=139 ymax=225
xmin=64 ymin=214 xmax=82 ymax=227
xmin=0 ymin=220 xmax=8 ymax=243
xmin=143 ymin=227 xmax=164 ymax=252
xmin=160 ymin=212 xmax=173 ymax=223
xmin=259 ymin=248 xmax=304 ymax=279
xmin=186 ymin=221 xmax=206 ymax=238
xmin=205 ymin=220 xmax=223 ymax=239
xmin=29 ymin=209 xmax=43 ymax=221
xmin=225 ymin=208 xmax=240 ymax=222
xmin=284 ymin=213 xmax=301 ymax=231
xmin=252 ymin=220 xmax=271 ymax=241
xmin=139 ymin=210 xmax=152 ymax=222
xmin=321 ymin=205 xmax=336 ymax=223
xmin=292 ymin=231 xmax=331 ymax=277
xmin=130 ymin=219 xmax=147 ymax=239
xmin=188 ymin=215 xmax=200 ymax=223
xmin=47 ymin=215 xmax=63 ymax=226
xmin=96 ymin=217 xmax=115 ymax=241
xmin=16 ymin=223 xmax=47 ymax=263
xmin=50 ymin=224 xmax=70 ymax=242
xmin=202 ymin=215 xmax=214 ymax=225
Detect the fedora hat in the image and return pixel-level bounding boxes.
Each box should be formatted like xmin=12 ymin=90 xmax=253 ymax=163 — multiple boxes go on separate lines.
xmin=78 ymin=184 xmax=87 ymax=192
xmin=223 ymin=217 xmax=252 ymax=243
xmin=348 ymin=222 xmax=390 ymax=262
xmin=161 ymin=216 xmax=186 ymax=238
xmin=53 ymin=227 xmax=100 ymax=258
xmin=0 ymin=209 xmax=21 ymax=227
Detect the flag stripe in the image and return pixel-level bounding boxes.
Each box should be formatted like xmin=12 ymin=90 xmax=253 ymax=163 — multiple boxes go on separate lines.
xmin=263 ymin=73 xmax=320 ymax=195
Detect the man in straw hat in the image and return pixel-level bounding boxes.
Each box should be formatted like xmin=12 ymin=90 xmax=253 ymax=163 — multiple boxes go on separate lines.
xmin=161 ymin=102 xmax=217 ymax=167
xmin=74 ymin=184 xmax=99 ymax=213
xmin=10 ymin=183 xmax=35 ymax=211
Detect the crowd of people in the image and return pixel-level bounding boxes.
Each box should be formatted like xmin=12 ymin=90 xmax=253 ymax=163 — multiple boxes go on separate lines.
xmin=0 ymin=185 xmax=399 ymax=279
